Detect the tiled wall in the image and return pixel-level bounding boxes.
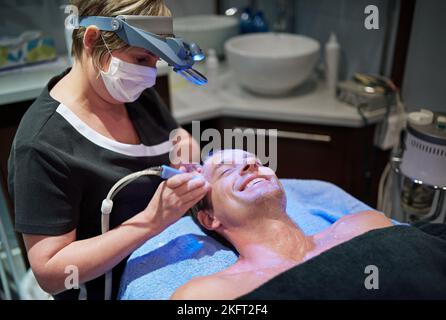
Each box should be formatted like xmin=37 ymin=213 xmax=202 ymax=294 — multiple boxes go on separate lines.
xmin=402 ymin=0 xmax=446 ymax=112
xmin=295 ymin=0 xmax=399 ymax=80
xmin=164 ymin=0 xmax=215 ymax=17
xmin=0 ymin=0 xmax=68 ymax=54
xmin=1 ymin=0 xmax=399 ymax=79
xmin=221 ymin=0 xmax=285 ymax=33
xmin=0 ymin=0 xmax=216 ymax=56
xmin=220 ymin=0 xmax=399 ymax=80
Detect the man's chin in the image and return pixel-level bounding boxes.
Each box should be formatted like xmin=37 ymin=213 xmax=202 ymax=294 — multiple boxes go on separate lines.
xmin=239 ymin=180 xmax=285 ymax=205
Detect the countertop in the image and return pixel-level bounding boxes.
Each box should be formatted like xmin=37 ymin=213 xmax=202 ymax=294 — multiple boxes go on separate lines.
xmin=170 ymin=63 xmax=387 ymax=128
xmin=0 ymin=57 xmax=387 ymax=128
xmin=0 ymin=57 xmax=169 ymax=106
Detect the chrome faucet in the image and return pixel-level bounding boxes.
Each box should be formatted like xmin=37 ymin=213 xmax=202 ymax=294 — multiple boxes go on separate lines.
xmin=273 ymin=0 xmax=295 ymax=33
xmin=224 ymin=0 xmax=258 ymax=17
xmin=224 ymin=0 xmax=294 ymax=33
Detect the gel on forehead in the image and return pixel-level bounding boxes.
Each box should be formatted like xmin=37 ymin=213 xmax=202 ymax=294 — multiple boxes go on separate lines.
xmin=208 ymin=150 xmax=258 ymax=166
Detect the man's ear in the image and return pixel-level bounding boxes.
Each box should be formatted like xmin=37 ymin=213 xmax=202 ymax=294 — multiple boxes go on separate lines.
xmin=83 ymin=26 xmax=100 ymax=54
xmin=197 ymin=210 xmax=221 ymax=230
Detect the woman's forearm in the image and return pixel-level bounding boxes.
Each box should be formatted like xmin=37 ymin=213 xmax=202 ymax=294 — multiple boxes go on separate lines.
xmin=41 ymin=210 xmax=160 ymax=294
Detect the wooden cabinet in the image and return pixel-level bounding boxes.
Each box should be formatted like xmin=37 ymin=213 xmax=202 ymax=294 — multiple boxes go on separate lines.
xmin=184 ymin=116 xmax=390 ymax=207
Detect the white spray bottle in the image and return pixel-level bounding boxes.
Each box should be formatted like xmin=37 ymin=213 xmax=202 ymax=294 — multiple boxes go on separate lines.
xmin=206 ymin=48 xmax=219 ymax=93
xmin=325 ymin=32 xmax=340 ymax=97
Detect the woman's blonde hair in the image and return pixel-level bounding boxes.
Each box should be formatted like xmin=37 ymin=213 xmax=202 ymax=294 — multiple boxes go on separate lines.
xmin=70 ymin=0 xmax=171 ymax=70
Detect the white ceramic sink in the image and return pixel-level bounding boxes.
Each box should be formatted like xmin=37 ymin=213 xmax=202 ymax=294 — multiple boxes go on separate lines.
xmin=225 ymin=33 xmax=320 ymax=95
xmin=173 ymin=15 xmax=239 ymax=57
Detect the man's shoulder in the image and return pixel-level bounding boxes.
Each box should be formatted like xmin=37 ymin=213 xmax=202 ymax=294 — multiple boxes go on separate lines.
xmin=308 ymin=211 xmax=394 ymax=259
xmin=339 ymin=210 xmax=392 ymax=226
xmin=170 ymin=275 xmax=231 ymax=300
xmin=331 ymin=210 xmax=393 ymax=239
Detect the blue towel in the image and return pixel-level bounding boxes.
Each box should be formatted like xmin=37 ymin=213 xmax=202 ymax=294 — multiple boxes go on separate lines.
xmin=118 ymin=179 xmax=375 ymax=300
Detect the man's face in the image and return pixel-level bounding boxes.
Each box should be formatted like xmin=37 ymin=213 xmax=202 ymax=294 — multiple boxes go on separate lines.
xmin=201 ymin=150 xmax=286 ymax=228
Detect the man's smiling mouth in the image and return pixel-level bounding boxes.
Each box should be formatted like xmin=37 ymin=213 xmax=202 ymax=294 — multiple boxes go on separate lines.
xmin=238 ymin=175 xmax=270 ymax=192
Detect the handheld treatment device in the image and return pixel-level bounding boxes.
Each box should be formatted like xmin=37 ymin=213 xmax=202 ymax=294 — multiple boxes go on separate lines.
xmin=100 ymin=165 xmax=199 ymax=300
xmin=74 ymin=15 xmax=207 ymax=85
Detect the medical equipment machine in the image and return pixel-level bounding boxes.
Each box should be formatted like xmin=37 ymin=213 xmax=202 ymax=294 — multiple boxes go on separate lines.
xmin=337 ymin=73 xmax=396 ymax=112
xmin=100 ymin=165 xmax=198 ymax=300
xmin=379 ymin=109 xmax=446 ymax=224
xmin=73 ymin=15 xmax=207 ymax=85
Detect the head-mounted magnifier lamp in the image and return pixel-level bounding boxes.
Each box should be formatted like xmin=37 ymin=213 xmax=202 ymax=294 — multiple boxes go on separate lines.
xmin=74 ymin=15 xmax=207 ymax=85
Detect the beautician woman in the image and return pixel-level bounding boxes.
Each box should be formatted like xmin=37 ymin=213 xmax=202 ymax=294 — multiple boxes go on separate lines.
xmin=7 ymin=0 xmax=208 ymax=300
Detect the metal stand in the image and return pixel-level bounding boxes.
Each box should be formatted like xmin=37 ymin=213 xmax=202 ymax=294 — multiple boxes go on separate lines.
xmin=0 ymin=177 xmax=26 ymax=299
xmin=389 ymin=157 xmax=446 ymax=224
xmin=0 ymin=242 xmax=12 ymax=299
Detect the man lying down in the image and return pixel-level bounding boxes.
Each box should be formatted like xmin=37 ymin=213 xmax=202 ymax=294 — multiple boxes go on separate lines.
xmin=171 ymin=149 xmax=446 ymax=300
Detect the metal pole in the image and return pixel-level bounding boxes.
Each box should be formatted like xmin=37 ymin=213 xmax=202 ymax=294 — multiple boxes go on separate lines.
xmin=0 ymin=182 xmax=24 ymax=299
xmin=0 ymin=242 xmax=12 ymax=299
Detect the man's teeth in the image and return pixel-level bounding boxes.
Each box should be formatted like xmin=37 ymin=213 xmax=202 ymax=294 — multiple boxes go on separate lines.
xmin=245 ymin=178 xmax=266 ymax=189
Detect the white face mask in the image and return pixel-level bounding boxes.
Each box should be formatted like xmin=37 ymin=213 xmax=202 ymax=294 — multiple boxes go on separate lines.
xmin=100 ymin=55 xmax=157 ymax=103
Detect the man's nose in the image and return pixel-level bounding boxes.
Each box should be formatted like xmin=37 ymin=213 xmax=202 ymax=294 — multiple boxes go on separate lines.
xmin=240 ymin=161 xmax=258 ymax=175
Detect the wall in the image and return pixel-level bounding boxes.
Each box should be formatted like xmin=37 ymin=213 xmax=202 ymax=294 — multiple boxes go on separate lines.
xmin=2 ymin=0 xmax=417 ymax=100
xmin=164 ymin=0 xmax=215 ymax=17
xmin=0 ymin=0 xmax=216 ymax=57
xmin=221 ymin=0 xmax=283 ymax=33
xmin=1 ymin=0 xmax=400 ymax=81
xmin=219 ymin=0 xmax=399 ymax=80
xmin=0 ymin=0 xmax=68 ymax=55
xmin=295 ymin=0 xmax=399 ymax=80
xmin=402 ymin=0 xmax=446 ymax=112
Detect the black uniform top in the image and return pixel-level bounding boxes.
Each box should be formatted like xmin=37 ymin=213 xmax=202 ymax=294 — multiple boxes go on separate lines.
xmin=7 ymin=68 xmax=179 ymax=299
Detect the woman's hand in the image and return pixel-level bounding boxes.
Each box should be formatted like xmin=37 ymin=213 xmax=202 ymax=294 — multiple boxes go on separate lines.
xmin=179 ymin=163 xmax=202 ymax=174
xmin=144 ymin=172 xmax=210 ymax=231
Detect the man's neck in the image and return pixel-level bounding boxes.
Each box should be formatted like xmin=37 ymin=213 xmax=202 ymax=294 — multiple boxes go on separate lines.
xmin=224 ymin=214 xmax=314 ymax=272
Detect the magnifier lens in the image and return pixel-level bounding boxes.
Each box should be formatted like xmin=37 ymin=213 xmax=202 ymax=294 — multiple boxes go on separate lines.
xmin=175 ymin=68 xmax=208 ymax=85
xmin=188 ymin=43 xmax=205 ymax=62
xmin=193 ymin=53 xmax=205 ymax=62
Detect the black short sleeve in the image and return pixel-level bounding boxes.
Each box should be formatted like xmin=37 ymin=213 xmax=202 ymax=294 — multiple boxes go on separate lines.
xmin=8 ymin=142 xmax=81 ymax=235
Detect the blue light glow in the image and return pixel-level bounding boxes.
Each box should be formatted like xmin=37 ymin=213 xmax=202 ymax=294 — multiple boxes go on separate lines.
xmin=193 ymin=53 xmax=205 ymax=62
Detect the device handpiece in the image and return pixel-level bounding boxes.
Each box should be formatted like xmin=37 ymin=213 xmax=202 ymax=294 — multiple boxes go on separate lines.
xmin=159 ymin=165 xmax=184 ymax=179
